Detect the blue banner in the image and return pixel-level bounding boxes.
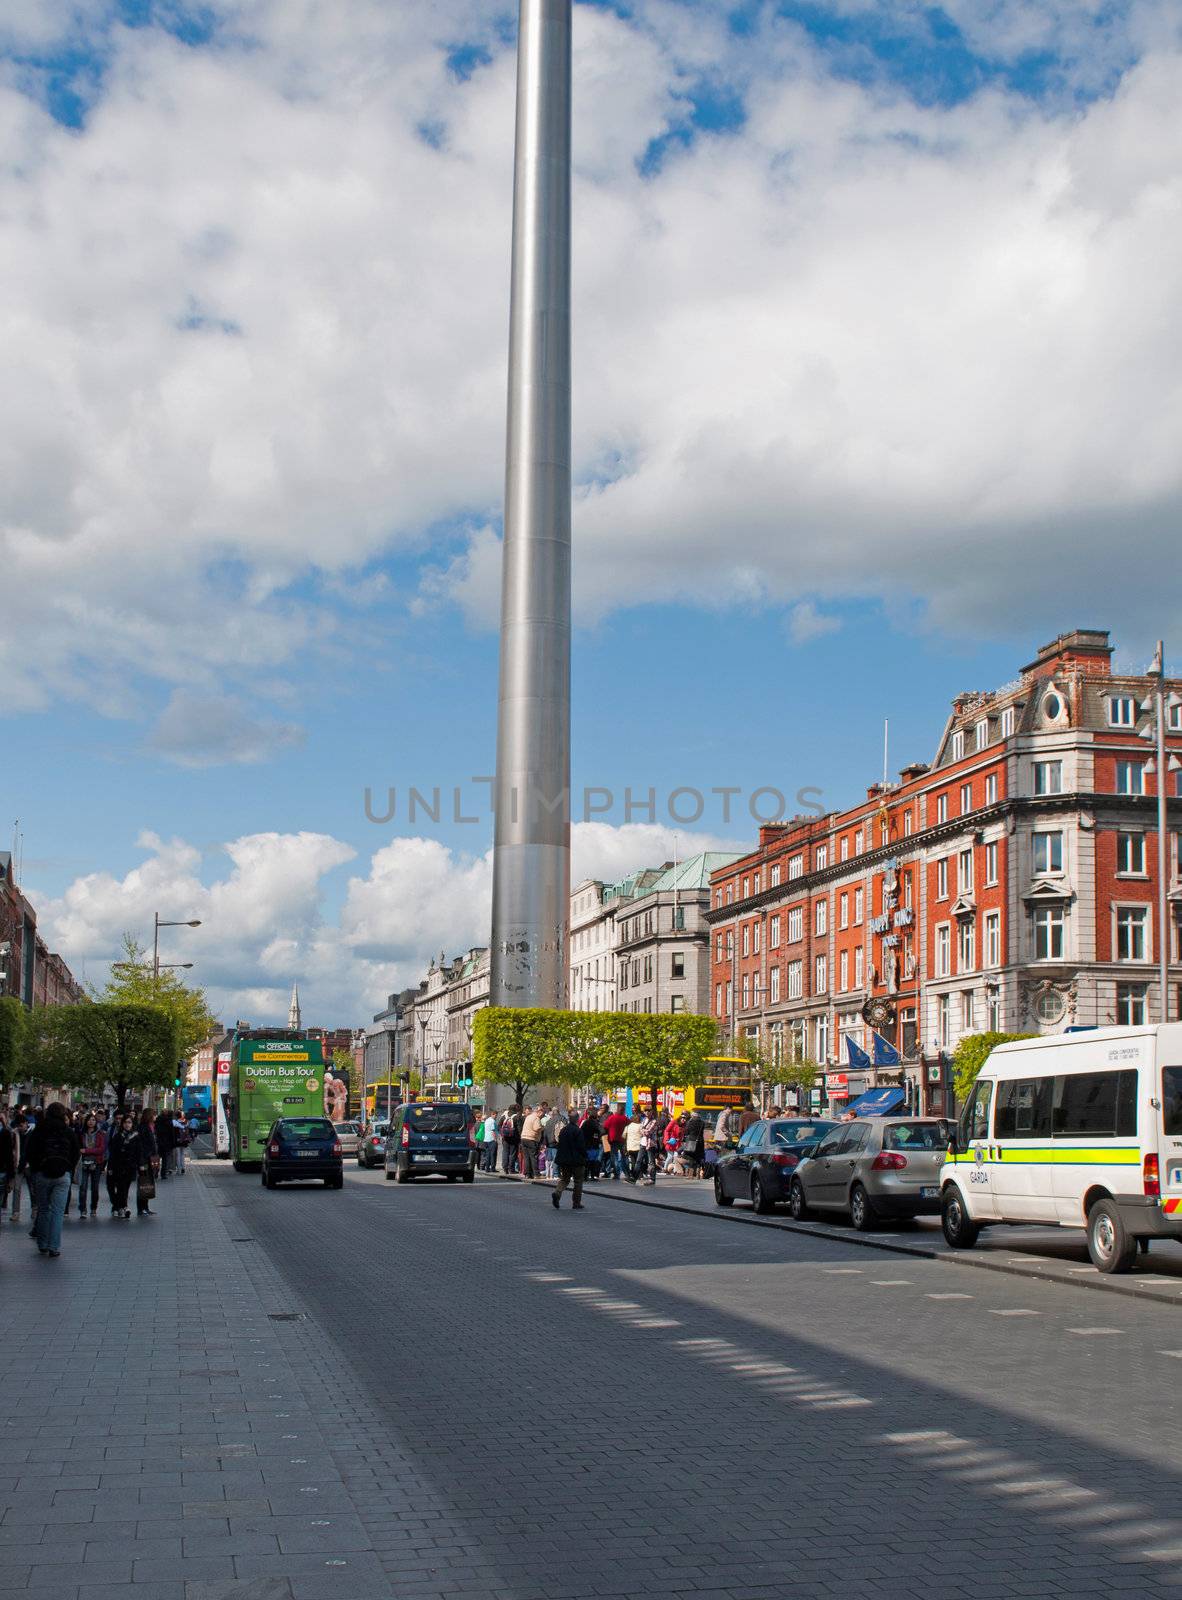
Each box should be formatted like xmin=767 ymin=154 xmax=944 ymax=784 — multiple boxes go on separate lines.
xmin=845 ymin=1037 xmax=872 ymax=1068
xmin=872 ymin=1032 xmax=900 ymax=1066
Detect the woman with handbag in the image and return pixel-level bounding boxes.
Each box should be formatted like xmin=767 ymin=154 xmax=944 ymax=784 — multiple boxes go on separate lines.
xmin=77 ymin=1113 xmax=107 ymax=1219
xmin=108 ymin=1113 xmax=140 ymax=1219
xmin=136 ymin=1109 xmax=159 ymax=1216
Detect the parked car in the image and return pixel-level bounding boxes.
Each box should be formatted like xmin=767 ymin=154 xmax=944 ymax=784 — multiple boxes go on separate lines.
xmin=358 ymin=1121 xmax=390 ymax=1168
xmin=333 ymin=1121 xmax=362 ymax=1157
xmin=713 ymin=1118 xmax=839 ymax=1213
xmin=261 ymin=1117 xmax=344 ymax=1189
xmin=385 ymin=1101 xmax=477 ymax=1183
xmin=789 ymin=1117 xmax=948 ymax=1229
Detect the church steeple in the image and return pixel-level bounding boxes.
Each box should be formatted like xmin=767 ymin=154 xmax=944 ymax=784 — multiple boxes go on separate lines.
xmin=288 ymin=983 xmax=302 ymax=1032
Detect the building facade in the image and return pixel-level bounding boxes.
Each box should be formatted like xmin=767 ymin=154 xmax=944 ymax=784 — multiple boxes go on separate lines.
xmin=1 ymin=851 xmax=83 ymax=1011
xmin=614 ymin=854 xmax=742 ymax=1017
xmin=707 ymin=630 xmax=1182 ymax=1112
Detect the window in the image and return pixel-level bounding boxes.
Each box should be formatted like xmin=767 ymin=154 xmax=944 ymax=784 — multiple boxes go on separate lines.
xmin=727 ymin=931 xmax=735 ymax=958
xmin=741 ymin=876 xmax=749 ymax=899
xmin=752 ymin=870 xmax=761 ymax=894
xmin=1116 ymin=760 xmax=1144 ymax=796
xmin=753 ymin=921 xmax=761 ymax=954
xmin=987 ymin=989 xmax=1001 ymax=1031
xmin=976 ymin=718 xmax=989 ymax=749
xmin=937 ymin=993 xmax=950 ymax=1048
xmin=770 ymin=915 xmax=781 ymax=949
xmin=1108 ymin=695 xmax=1136 ymax=727
xmin=671 ymin=952 xmax=685 ymax=978
xmin=815 ymin=900 xmax=828 ymax=936
xmin=960 ymin=783 xmax=973 ymax=814
xmin=985 ymin=772 xmax=998 ymax=804
xmin=903 ymin=811 xmax=913 ymax=836
xmin=725 ymin=980 xmax=732 ymax=1014
xmin=995 ymin=1077 xmax=1052 ymax=1139
xmin=725 ymin=885 xmax=732 ymax=904
xmin=1033 ymin=831 xmax=1063 ymax=874
xmin=936 ymin=859 xmax=949 ymax=899
xmin=752 ymin=973 xmax=761 ymax=1007
xmin=1033 ymin=760 xmax=1063 ymax=796
xmin=840 ymin=836 xmax=849 ymax=862
xmin=769 ymin=966 xmax=781 ymax=1004
xmin=1053 ymin=1070 xmax=1137 ymax=1136
xmin=715 ymin=934 xmax=723 ymax=963
xmin=958 ymin=849 xmax=974 ymax=893
xmin=936 ymin=793 xmax=948 ymax=824
xmin=788 ymin=855 xmax=803 ymax=880
xmin=1116 ymin=905 xmax=1148 ymax=962
xmin=770 ymin=864 xmax=781 ymax=888
xmin=1116 ymin=985 xmax=1147 ymax=1026
xmin=854 ymin=947 xmax=864 ymax=987
xmin=786 ymin=960 xmax=803 ymax=1000
xmin=815 ymin=954 xmax=828 ymax=994
xmin=1163 ymin=1066 xmax=1182 ymax=1132
xmin=854 ymin=830 xmax=864 ymax=854
xmin=961 ymin=990 xmax=975 ymax=1032
xmin=787 ymin=907 xmax=803 ymax=942
xmin=985 ymin=841 xmax=999 ymax=885
xmin=620 ymin=963 xmax=628 ymax=991
xmin=742 ymin=925 xmax=749 ymax=958
xmin=935 ymin=924 xmax=951 ymax=977
xmin=670 ymin=994 xmax=685 ymax=1013
xmin=854 ymin=888 xmax=864 ymax=925
xmin=838 ymin=950 xmax=849 ymax=991
xmin=1118 ymin=832 xmax=1146 ymax=874
xmin=1033 ymin=906 xmax=1064 ymax=960
xmin=951 ymin=730 xmax=965 ymax=760
xmin=816 ymin=844 xmax=829 ymax=870
xmin=958 ymin=921 xmax=975 ymax=972
xmin=643 ymin=954 xmax=653 ymax=982
xmin=839 ymin=893 xmax=849 ymax=929
xmin=1001 ymin=706 xmax=1016 ymax=738
xmin=815 ymin=1012 xmax=830 ymax=1062
xmin=984 ymin=911 xmax=1001 ymax=968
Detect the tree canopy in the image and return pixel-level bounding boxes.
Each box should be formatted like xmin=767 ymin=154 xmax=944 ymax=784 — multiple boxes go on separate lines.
xmin=952 ymin=1030 xmax=1035 ymax=1103
xmin=0 ymin=997 xmax=26 ymax=1090
xmin=28 ymin=1002 xmax=177 ymax=1108
xmin=99 ymin=934 xmax=216 ymax=1061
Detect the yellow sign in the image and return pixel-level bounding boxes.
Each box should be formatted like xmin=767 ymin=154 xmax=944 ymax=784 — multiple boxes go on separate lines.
xmin=249 ymin=1050 xmax=310 ymax=1062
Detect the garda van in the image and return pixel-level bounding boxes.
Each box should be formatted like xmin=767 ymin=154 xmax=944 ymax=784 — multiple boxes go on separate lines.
xmin=940 ymin=1024 xmax=1182 ymax=1274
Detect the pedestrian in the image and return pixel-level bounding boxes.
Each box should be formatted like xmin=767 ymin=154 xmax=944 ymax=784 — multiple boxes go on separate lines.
xmin=76 ymin=1113 xmax=107 ymax=1220
xmin=155 ymin=1106 xmax=176 ymax=1180
xmin=500 ymin=1105 xmax=521 ymax=1174
xmin=480 ymin=1110 xmax=498 ymax=1172
xmin=681 ymin=1109 xmax=706 ymax=1178
xmin=767 ymin=1105 xmax=783 ymax=1120
xmin=7 ymin=1110 xmax=28 ymax=1223
xmin=172 ymin=1110 xmax=190 ymax=1175
xmin=542 ymin=1104 xmax=565 ymax=1179
xmin=108 ymin=1114 xmax=141 ymax=1218
xmin=623 ymin=1112 xmax=644 ymax=1182
xmin=136 ymin=1109 xmax=159 ymax=1216
xmin=662 ymin=1115 xmax=681 ymax=1174
xmin=520 ymin=1104 xmax=544 ymax=1180
xmin=601 ymin=1103 xmax=629 ymax=1180
xmin=25 ymin=1102 xmax=80 ymax=1258
xmin=714 ymin=1104 xmax=734 ymax=1148
xmin=0 ymin=1108 xmax=15 ymax=1226
xmin=640 ymin=1110 xmax=661 ymax=1185
xmin=580 ymin=1106 xmax=603 ymax=1180
xmin=737 ymin=1096 xmax=759 ymax=1136
xmin=551 ymin=1107 xmax=587 ymax=1210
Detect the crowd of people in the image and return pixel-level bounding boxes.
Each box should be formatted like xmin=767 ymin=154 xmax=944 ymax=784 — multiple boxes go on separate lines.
xmin=473 ymin=1101 xmax=741 ymax=1187
xmin=0 ymin=1100 xmax=197 ymax=1259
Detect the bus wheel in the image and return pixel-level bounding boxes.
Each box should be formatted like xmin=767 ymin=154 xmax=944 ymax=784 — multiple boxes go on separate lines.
xmin=1087 ymin=1198 xmax=1136 ymax=1274
xmin=941 ymin=1185 xmax=979 ymax=1249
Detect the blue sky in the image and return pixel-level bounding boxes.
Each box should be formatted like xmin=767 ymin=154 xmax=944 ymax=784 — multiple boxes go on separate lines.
xmin=2 ymin=0 xmax=1179 ymax=1022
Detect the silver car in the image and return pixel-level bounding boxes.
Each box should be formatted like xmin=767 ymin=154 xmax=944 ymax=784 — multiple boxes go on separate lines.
xmin=333 ymin=1121 xmax=362 ymax=1158
xmin=788 ymin=1117 xmax=948 ymax=1231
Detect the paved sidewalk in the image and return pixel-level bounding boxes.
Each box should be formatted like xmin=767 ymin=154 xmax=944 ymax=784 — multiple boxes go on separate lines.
xmin=0 ymin=1163 xmax=444 ymax=1599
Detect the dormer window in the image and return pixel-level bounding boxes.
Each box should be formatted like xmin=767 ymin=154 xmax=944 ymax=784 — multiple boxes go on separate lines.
xmin=975 ymin=719 xmax=989 ymax=749
xmin=1108 ymin=695 xmax=1136 ymax=727
xmin=1001 ymin=706 xmax=1016 ymax=738
xmin=951 ymin=730 xmax=965 ymax=760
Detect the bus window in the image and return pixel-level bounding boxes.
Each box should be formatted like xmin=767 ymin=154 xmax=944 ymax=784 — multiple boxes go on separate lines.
xmin=1052 ymin=1070 xmax=1138 ymax=1137
xmin=961 ymin=1078 xmax=992 ymax=1145
xmin=994 ymin=1078 xmax=1052 ymax=1139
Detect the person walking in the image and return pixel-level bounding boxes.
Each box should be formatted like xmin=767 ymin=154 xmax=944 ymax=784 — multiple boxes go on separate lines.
xmin=108 ymin=1114 xmax=141 ymax=1218
xmin=551 ymin=1108 xmax=587 ymax=1210
xmin=172 ymin=1111 xmax=190 ymax=1176
xmin=601 ymin=1104 xmax=628 ymax=1180
xmin=499 ymin=1106 xmax=521 ymax=1174
xmin=76 ymin=1113 xmax=107 ymax=1219
xmin=480 ymin=1111 xmax=498 ymax=1172
xmin=7 ymin=1110 xmax=28 ymax=1224
xmin=580 ymin=1106 xmax=603 ymax=1181
xmin=136 ymin=1109 xmax=159 ymax=1216
xmin=640 ymin=1110 xmax=661 ymax=1186
xmin=520 ymin=1104 xmax=544 ymax=1181
xmin=542 ymin=1105 xmax=565 ymax=1180
xmin=155 ymin=1106 xmax=176 ymax=1181
xmin=737 ymin=1096 xmax=759 ymax=1136
xmin=681 ymin=1110 xmax=706 ymax=1178
xmin=0 ymin=1108 xmax=15 ymax=1227
xmin=623 ymin=1112 xmax=644 ymax=1183
xmin=25 ymin=1103 xmax=79 ymax=1258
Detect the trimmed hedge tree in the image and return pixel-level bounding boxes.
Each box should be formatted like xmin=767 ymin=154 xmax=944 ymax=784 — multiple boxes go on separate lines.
xmin=952 ymin=1030 xmax=1035 ymax=1104
xmin=0 ymin=997 xmax=26 ymax=1091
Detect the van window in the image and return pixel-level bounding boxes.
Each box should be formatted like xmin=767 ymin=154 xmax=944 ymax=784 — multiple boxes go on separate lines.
xmin=961 ymin=1078 xmax=993 ymax=1144
xmin=1162 ymin=1068 xmax=1182 ymax=1136
xmin=407 ymin=1104 xmax=468 ymax=1133
xmin=994 ymin=1078 xmax=1052 ymax=1139
xmin=1052 ymin=1070 xmax=1137 ymax=1138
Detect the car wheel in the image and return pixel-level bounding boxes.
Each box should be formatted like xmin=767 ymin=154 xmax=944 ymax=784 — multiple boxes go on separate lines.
xmin=384 ymin=1167 xmax=395 ymax=1180
xmin=446 ymin=1174 xmax=458 ymax=1182
xmin=462 ymin=1171 xmax=475 ymax=1184
xmin=332 ymin=1175 xmax=344 ymax=1190
xmin=396 ymin=1168 xmax=410 ymax=1184
xmin=788 ymin=1179 xmax=809 ymax=1221
xmin=750 ymin=1175 xmax=773 ymax=1215
xmin=941 ymin=1184 xmax=980 ymax=1249
xmin=850 ymin=1182 xmax=877 ymax=1232
xmin=264 ymin=1170 xmax=277 ymax=1190
xmin=713 ymin=1175 xmax=734 ymax=1208
xmin=1087 ymin=1197 xmax=1136 ymax=1275
xmin=260 ymin=1169 xmax=267 ymax=1187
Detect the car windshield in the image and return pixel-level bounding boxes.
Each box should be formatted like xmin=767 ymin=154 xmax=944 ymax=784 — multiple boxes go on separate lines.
xmin=884 ymin=1122 xmax=946 ymax=1151
xmin=770 ymin=1121 xmax=835 ymax=1146
xmin=280 ymin=1119 xmax=334 ymax=1141
xmin=335 ymin=1122 xmax=359 ymax=1134
xmin=408 ymin=1105 xmax=468 ymax=1133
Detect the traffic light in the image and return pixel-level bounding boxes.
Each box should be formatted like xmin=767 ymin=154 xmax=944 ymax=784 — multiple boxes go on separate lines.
xmin=173 ymin=1074 xmax=182 ymax=1089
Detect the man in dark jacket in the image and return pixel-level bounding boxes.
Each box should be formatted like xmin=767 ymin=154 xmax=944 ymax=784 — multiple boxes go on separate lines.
xmin=551 ymin=1110 xmax=587 ymax=1210
xmin=155 ymin=1106 xmax=176 ymax=1179
xmin=25 ymin=1103 xmax=80 ymax=1257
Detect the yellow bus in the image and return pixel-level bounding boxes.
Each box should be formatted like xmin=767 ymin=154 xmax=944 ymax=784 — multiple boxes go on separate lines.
xmin=626 ymin=1060 xmax=756 ymax=1138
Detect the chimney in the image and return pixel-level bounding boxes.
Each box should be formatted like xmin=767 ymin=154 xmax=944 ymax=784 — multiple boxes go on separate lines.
xmin=1022 ymin=629 xmax=1112 ymax=681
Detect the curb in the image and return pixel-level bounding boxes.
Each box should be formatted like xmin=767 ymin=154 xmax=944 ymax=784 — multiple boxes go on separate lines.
xmin=480 ymin=1171 xmax=1182 ymax=1308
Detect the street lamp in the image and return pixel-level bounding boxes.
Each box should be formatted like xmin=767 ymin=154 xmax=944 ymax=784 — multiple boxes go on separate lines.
xmin=153 ymin=914 xmax=202 ymax=980
xmin=1141 ymin=643 xmax=1180 ymax=1023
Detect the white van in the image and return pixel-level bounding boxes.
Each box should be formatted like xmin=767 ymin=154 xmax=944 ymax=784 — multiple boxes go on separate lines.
xmin=939 ymin=1024 xmax=1182 ymax=1274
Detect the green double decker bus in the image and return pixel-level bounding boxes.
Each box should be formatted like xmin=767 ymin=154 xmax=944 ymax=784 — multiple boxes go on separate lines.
xmin=228 ymin=1029 xmax=327 ymax=1171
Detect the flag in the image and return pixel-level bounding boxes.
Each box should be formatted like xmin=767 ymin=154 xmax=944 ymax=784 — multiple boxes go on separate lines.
xmin=873 ymin=1032 xmax=900 ymax=1066
xmin=845 ymin=1037 xmax=872 ymax=1068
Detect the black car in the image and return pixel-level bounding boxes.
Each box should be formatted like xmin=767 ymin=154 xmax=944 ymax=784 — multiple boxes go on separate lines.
xmin=358 ymin=1120 xmax=390 ymax=1168
xmin=385 ymin=1101 xmax=477 ymax=1183
xmin=262 ymin=1117 xmax=344 ymax=1189
xmin=713 ymin=1118 xmax=839 ymax=1213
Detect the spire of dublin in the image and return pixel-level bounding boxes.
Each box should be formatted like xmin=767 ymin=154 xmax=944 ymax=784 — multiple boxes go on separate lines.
xmin=490 ymin=0 xmax=572 ymax=1009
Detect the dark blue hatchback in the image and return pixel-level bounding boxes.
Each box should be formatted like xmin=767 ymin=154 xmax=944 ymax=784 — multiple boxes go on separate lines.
xmin=262 ymin=1117 xmax=344 ymax=1189
xmin=385 ymin=1102 xmax=476 ymax=1183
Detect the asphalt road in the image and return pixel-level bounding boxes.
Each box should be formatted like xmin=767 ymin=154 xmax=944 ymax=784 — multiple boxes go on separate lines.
xmin=205 ymin=1160 xmax=1182 ymax=1600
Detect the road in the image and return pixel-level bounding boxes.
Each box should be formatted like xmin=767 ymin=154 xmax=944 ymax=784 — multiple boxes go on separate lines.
xmin=201 ymin=1159 xmax=1182 ymax=1599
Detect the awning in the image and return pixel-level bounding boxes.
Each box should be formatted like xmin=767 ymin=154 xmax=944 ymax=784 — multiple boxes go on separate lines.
xmin=846 ymin=1086 xmax=907 ymax=1117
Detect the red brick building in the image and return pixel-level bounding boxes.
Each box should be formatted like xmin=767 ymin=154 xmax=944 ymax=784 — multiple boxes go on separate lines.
xmin=1 ymin=851 xmax=83 ymax=1011
xmin=707 ymin=630 xmax=1182 ymax=1112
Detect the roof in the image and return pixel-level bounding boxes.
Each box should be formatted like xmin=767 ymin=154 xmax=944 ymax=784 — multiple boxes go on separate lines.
xmin=640 ymin=852 xmax=744 ymax=896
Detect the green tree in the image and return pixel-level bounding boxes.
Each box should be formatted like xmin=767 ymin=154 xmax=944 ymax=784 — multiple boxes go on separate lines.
xmin=473 ymin=1008 xmax=566 ymax=1107
xmin=952 ymin=1031 xmax=1035 ymax=1103
xmin=36 ymin=1002 xmax=176 ymax=1108
xmin=767 ymin=1055 xmax=822 ymax=1109
xmin=20 ymin=1005 xmax=74 ymax=1088
xmin=98 ymin=934 xmax=217 ymax=1064
xmin=0 ymin=997 xmax=26 ymax=1091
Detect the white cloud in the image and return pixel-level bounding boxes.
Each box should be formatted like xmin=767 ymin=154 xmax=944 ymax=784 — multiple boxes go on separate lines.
xmin=148 ymin=689 xmax=305 ymax=767
xmin=786 ymin=601 xmax=841 ymax=646
xmin=4 ymin=0 xmax=1182 ymax=717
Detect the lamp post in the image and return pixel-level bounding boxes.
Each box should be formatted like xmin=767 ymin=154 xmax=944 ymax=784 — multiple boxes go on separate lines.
xmin=153 ymin=914 xmax=201 ymax=980
xmin=1142 ymin=643 xmax=1180 ymax=1023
